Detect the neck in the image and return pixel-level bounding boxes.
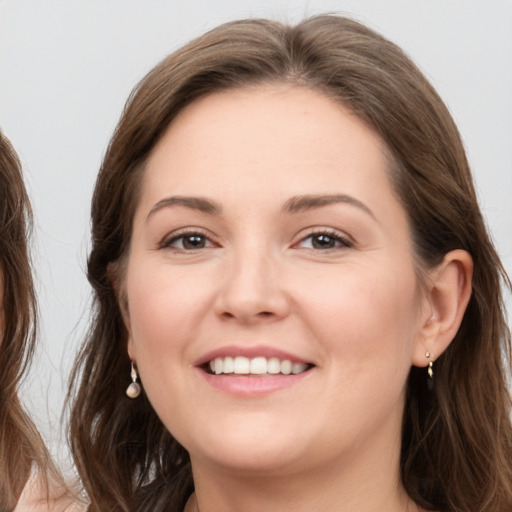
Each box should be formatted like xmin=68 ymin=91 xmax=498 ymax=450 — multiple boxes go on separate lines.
xmin=187 ymin=441 xmax=418 ymax=512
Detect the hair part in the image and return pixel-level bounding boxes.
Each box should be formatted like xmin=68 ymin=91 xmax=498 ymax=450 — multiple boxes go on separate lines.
xmin=68 ymin=15 xmax=512 ymax=511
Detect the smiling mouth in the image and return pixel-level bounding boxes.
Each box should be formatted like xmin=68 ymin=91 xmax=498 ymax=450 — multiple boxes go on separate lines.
xmin=203 ymin=356 xmax=314 ymax=376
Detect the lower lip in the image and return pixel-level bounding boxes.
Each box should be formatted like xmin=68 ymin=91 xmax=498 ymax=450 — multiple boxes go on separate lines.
xmin=198 ymin=369 xmax=312 ymax=396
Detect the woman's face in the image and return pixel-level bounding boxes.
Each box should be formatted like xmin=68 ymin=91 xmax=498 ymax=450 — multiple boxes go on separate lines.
xmin=124 ymin=86 xmax=431 ymax=476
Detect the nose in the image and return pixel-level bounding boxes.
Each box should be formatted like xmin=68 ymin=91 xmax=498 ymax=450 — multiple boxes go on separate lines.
xmin=213 ymin=248 xmax=290 ymax=324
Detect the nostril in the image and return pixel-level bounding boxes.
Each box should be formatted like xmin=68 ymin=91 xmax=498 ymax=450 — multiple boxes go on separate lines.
xmin=220 ymin=310 xmax=274 ymax=320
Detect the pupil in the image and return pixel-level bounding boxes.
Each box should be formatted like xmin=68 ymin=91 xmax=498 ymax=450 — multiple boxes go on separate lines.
xmin=183 ymin=235 xmax=205 ymax=249
xmin=313 ymin=234 xmax=335 ymax=249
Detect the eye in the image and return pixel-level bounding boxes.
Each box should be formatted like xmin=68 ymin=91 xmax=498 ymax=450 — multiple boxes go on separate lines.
xmin=297 ymin=231 xmax=352 ymax=250
xmin=161 ymin=231 xmax=214 ymax=251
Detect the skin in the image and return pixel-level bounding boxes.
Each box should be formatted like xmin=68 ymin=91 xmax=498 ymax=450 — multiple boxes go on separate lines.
xmin=123 ymin=85 xmax=472 ymax=512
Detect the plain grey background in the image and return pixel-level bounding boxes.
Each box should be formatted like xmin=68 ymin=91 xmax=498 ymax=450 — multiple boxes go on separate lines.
xmin=1 ymin=0 xmax=511 ymax=468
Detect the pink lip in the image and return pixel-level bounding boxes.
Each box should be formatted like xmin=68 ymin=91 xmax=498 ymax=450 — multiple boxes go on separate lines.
xmin=194 ymin=345 xmax=310 ymax=367
xmin=197 ymin=369 xmax=313 ymax=396
xmin=194 ymin=345 xmax=314 ymax=397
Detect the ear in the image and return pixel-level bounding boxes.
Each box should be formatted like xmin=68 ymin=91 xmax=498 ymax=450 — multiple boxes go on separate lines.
xmin=107 ymin=262 xmax=135 ymax=361
xmin=412 ymin=249 xmax=473 ymax=368
xmin=120 ymin=295 xmax=135 ymax=362
xmin=125 ymin=309 xmax=136 ymax=362
xmin=127 ymin=333 xmax=136 ymax=361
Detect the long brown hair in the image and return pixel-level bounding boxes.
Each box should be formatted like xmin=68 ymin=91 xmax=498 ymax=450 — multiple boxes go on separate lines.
xmin=0 ymin=132 xmax=53 ymax=509
xmin=68 ymin=15 xmax=512 ymax=511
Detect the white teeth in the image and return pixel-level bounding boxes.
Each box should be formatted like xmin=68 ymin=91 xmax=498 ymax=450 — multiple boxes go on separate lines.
xmin=223 ymin=356 xmax=234 ymax=373
xmin=233 ymin=356 xmax=250 ymax=374
xmin=292 ymin=362 xmax=308 ymax=374
xmin=250 ymin=357 xmax=267 ymax=374
xmin=206 ymin=356 xmax=310 ymax=376
xmin=281 ymin=359 xmax=292 ymax=375
xmin=267 ymin=357 xmax=281 ymax=374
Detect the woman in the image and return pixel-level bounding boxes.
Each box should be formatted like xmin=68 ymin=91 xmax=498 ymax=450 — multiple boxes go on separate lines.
xmin=68 ymin=15 xmax=512 ymax=512
xmin=0 ymin=133 xmax=80 ymax=511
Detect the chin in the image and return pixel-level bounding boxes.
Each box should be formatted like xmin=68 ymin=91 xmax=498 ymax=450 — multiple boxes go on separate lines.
xmin=193 ymin=445 xmax=306 ymax=477
xmin=182 ymin=420 xmax=314 ymax=476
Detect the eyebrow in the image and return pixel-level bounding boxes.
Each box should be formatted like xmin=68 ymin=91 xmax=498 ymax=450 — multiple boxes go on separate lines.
xmin=146 ymin=193 xmax=375 ymax=221
xmin=283 ymin=194 xmax=376 ymax=219
xmin=146 ymin=196 xmax=222 ymax=221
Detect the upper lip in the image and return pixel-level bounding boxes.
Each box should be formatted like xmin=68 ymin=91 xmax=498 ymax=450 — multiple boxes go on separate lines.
xmin=194 ymin=345 xmax=312 ymax=367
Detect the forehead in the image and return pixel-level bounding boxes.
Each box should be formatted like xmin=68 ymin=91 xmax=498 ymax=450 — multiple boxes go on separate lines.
xmin=148 ymin=85 xmax=386 ymax=177
xmin=136 ymin=85 xmax=405 ymax=230
xmin=130 ymin=85 xmax=413 ymax=258
xmin=160 ymin=85 xmax=384 ymax=157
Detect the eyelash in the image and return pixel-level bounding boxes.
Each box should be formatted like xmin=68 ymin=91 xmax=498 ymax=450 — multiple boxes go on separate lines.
xmin=159 ymin=229 xmax=215 ymax=251
xmin=294 ymin=229 xmax=353 ymax=251
xmin=160 ymin=228 xmax=353 ymax=253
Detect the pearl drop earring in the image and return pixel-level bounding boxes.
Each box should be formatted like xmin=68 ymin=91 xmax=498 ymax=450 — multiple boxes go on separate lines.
xmin=126 ymin=362 xmax=141 ymax=398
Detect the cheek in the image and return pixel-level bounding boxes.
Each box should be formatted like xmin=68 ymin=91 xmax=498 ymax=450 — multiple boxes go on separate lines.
xmin=297 ymin=262 xmax=421 ymax=372
xmin=125 ymin=262 xmax=209 ymax=361
xmin=124 ymin=264 xmax=211 ymax=428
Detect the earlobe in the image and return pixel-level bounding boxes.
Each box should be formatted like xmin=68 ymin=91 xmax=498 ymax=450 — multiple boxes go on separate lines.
xmin=107 ymin=262 xmax=135 ymax=359
xmin=107 ymin=261 xmax=131 ymax=328
xmin=412 ymin=249 xmax=473 ymax=367
xmin=127 ymin=335 xmax=136 ymax=362
xmin=124 ymin=306 xmax=135 ymax=360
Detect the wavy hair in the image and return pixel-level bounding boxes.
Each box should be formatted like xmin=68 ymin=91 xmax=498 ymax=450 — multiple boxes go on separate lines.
xmin=68 ymin=15 xmax=512 ymax=511
xmin=0 ymin=133 xmax=51 ymax=509
xmin=0 ymin=132 xmax=78 ymax=511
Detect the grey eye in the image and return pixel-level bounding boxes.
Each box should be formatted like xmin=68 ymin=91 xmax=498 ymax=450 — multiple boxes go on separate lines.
xmin=310 ymin=234 xmax=337 ymax=249
xmin=298 ymin=232 xmax=351 ymax=250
